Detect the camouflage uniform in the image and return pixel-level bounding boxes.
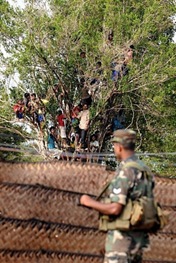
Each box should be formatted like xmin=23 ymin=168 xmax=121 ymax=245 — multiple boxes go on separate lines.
xmin=103 ymin=130 xmax=152 ymax=263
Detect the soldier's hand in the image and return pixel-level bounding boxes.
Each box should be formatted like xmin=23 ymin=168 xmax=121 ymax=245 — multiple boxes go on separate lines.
xmin=80 ymin=194 xmax=93 ymax=207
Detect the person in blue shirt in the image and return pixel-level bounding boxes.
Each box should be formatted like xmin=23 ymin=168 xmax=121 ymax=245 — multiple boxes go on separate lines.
xmin=47 ymin=126 xmax=63 ymax=159
xmin=47 ymin=126 xmax=58 ymax=149
xmin=112 ymin=116 xmax=124 ymax=131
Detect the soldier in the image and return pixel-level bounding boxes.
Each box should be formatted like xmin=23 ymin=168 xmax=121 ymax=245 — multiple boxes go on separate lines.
xmin=80 ymin=129 xmax=154 ymax=263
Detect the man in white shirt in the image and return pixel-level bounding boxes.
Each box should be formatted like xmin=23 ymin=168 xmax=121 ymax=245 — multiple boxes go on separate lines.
xmin=77 ymin=104 xmax=90 ymax=149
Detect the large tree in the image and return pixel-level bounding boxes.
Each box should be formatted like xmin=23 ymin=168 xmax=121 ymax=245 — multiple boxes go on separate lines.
xmin=0 ymin=0 xmax=176 ymax=160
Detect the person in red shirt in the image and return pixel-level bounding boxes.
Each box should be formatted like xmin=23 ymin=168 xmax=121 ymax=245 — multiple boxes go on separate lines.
xmin=56 ymin=110 xmax=67 ymax=148
xmin=13 ymin=99 xmax=25 ymax=120
xmin=71 ymin=104 xmax=81 ymax=119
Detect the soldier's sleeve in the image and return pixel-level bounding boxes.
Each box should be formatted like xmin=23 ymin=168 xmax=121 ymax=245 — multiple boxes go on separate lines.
xmin=109 ymin=168 xmax=132 ymax=205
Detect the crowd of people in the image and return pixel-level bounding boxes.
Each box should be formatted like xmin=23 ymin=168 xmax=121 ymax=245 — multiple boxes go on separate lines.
xmin=47 ymin=103 xmax=100 ymax=156
xmin=13 ymin=93 xmax=125 ymax=158
xmin=46 ymin=102 xmax=126 ymax=160
xmin=13 ymin=37 xmax=132 ymax=157
xmin=13 ymin=92 xmax=103 ymax=156
xmin=77 ymin=43 xmax=135 ymax=101
xmin=13 ymin=92 xmax=45 ymax=132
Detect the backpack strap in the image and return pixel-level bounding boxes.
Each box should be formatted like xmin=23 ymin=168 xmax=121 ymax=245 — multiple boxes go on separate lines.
xmin=123 ymin=161 xmax=153 ymax=197
xmin=123 ymin=161 xmax=149 ymax=171
xmin=122 ymin=161 xmax=152 ymax=178
xmin=96 ymin=161 xmax=152 ymax=200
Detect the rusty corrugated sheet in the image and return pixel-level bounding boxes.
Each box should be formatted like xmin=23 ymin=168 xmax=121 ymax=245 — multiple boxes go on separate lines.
xmin=0 ymin=161 xmax=175 ymax=263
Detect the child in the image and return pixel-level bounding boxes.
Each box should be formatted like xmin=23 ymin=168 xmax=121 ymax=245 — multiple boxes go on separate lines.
xmin=56 ymin=110 xmax=67 ymax=148
xmin=13 ymin=99 xmax=25 ymax=120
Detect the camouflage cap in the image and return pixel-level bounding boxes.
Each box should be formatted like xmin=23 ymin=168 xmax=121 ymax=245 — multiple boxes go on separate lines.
xmin=111 ymin=129 xmax=136 ymax=145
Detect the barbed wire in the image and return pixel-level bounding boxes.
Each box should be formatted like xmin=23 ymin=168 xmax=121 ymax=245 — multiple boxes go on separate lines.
xmin=1 ymin=144 xmax=176 ymax=162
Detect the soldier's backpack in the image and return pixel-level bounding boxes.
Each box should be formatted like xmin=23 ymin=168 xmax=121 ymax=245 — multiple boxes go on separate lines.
xmin=98 ymin=161 xmax=168 ymax=232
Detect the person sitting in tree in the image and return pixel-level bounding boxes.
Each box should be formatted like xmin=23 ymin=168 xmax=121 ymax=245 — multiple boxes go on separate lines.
xmin=13 ymin=99 xmax=25 ymax=120
xmin=30 ymin=93 xmax=40 ymax=123
xmin=30 ymin=93 xmax=45 ymax=132
xmin=56 ymin=109 xmax=67 ymax=148
xmin=71 ymin=104 xmax=82 ymax=148
xmin=121 ymin=45 xmax=135 ymax=77
xmin=24 ymin=92 xmax=31 ymax=117
xmin=47 ymin=126 xmax=58 ymax=150
xmin=90 ymin=134 xmax=99 ymax=153
xmin=47 ymin=126 xmax=62 ymax=159
xmin=77 ymin=103 xmax=90 ymax=149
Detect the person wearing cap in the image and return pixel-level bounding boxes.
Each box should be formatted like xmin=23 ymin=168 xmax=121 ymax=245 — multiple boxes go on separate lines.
xmin=80 ymin=129 xmax=153 ymax=263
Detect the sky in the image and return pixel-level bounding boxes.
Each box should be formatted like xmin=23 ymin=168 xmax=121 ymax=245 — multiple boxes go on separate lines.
xmin=8 ymin=0 xmax=25 ymax=9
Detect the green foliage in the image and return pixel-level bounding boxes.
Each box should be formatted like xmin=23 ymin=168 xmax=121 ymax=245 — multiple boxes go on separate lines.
xmin=106 ymin=159 xmax=117 ymax=171
xmin=141 ymin=155 xmax=176 ymax=177
xmin=0 ymin=0 xmax=176 ymax=163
